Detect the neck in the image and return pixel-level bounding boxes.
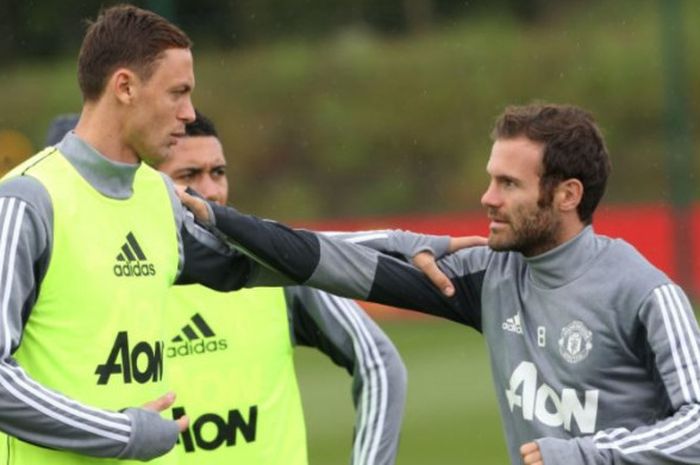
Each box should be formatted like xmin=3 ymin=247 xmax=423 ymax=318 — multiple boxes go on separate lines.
xmin=524 ymin=225 xmax=602 ymax=288
xmin=523 ymin=214 xmax=585 ymax=257
xmin=75 ymin=102 xmax=140 ymax=164
xmin=556 ymin=216 xmax=586 ymax=248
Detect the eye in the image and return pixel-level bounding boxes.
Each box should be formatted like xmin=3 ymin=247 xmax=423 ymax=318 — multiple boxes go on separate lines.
xmin=170 ymin=86 xmax=191 ymax=99
xmin=211 ymin=167 xmax=226 ymax=179
xmin=498 ymin=177 xmax=518 ymax=189
xmin=176 ymin=171 xmax=197 ymax=183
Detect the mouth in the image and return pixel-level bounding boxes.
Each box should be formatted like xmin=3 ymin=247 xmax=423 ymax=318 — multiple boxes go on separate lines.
xmin=168 ymin=132 xmax=186 ymax=146
xmin=487 ymin=215 xmax=509 ymax=231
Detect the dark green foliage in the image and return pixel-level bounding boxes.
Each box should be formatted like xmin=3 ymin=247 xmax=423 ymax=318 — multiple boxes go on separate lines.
xmin=1 ymin=0 xmax=698 ymax=220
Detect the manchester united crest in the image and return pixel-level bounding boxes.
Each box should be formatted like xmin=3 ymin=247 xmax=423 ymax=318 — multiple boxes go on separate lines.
xmin=558 ymin=320 xmax=593 ymax=364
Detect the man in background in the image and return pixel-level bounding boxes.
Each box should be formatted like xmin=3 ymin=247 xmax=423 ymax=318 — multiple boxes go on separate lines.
xmin=46 ymin=110 xmax=408 ymax=465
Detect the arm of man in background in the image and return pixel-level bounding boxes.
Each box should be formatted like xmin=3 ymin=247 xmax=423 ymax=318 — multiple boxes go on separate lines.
xmin=285 ymin=286 xmax=406 ymax=465
xmin=532 ymin=283 xmax=700 ymax=465
xmin=0 ymin=176 xmax=182 ymax=461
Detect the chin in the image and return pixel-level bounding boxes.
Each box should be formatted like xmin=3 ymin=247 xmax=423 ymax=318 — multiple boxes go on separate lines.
xmin=487 ymin=238 xmax=507 ymax=251
xmin=142 ymin=150 xmax=168 ymax=167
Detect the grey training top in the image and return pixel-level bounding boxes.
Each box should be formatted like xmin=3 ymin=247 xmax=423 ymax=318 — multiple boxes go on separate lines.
xmin=0 ymin=133 xmax=433 ymax=462
xmin=285 ymin=286 xmax=406 ymax=465
xmin=207 ymin=206 xmax=700 ymax=465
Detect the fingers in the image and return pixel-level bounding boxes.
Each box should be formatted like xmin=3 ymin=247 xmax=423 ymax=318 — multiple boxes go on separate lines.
xmin=520 ymin=442 xmax=543 ymax=465
xmin=173 ymin=184 xmax=187 ymax=197
xmin=412 ymin=235 xmax=487 ymax=296
xmin=448 ymin=235 xmax=488 ymax=253
xmin=142 ymin=391 xmax=177 ymax=413
xmin=412 ymin=251 xmax=454 ymax=297
xmin=174 ymin=415 xmax=189 ymax=433
xmin=142 ymin=391 xmax=190 ymax=433
xmin=175 ymin=186 xmax=211 ymax=223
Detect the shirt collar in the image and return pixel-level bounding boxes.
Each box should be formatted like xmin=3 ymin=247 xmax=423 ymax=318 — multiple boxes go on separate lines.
xmin=55 ymin=131 xmax=140 ymax=199
xmin=523 ymin=226 xmax=605 ymax=288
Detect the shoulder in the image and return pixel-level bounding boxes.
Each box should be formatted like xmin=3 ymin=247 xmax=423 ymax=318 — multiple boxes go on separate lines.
xmin=0 ymin=170 xmax=53 ymax=228
xmin=596 ymin=235 xmax=672 ymax=310
xmin=604 ymin=237 xmax=669 ymax=285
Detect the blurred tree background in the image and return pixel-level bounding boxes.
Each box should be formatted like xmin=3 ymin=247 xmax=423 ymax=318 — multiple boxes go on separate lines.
xmin=0 ymin=0 xmax=698 ymax=221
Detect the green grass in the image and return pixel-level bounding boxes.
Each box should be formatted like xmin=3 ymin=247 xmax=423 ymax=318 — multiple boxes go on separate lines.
xmin=294 ymin=317 xmax=508 ymax=465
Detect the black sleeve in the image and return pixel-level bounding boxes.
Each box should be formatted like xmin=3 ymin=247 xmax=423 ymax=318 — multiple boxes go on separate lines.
xmin=210 ymin=203 xmax=484 ymax=329
xmin=370 ymin=256 xmax=485 ymax=330
xmin=175 ymin=221 xmax=253 ymax=290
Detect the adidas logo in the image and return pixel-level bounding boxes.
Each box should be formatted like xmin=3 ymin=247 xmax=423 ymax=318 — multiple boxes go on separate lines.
xmin=113 ymin=232 xmax=156 ymax=277
xmin=502 ymin=312 xmax=523 ymax=334
xmin=167 ymin=313 xmax=228 ymax=358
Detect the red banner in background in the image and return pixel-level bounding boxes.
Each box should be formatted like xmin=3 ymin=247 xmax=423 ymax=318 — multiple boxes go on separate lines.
xmin=295 ymin=203 xmax=697 ymax=318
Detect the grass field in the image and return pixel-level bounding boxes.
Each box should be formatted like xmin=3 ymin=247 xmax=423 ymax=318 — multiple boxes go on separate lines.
xmin=294 ymin=316 xmax=509 ymax=465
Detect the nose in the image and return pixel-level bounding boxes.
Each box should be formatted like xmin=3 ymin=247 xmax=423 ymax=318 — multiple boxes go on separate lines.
xmin=481 ymin=181 xmax=500 ymax=209
xmin=180 ymin=97 xmax=196 ymax=124
xmin=198 ymin=176 xmax=224 ymax=205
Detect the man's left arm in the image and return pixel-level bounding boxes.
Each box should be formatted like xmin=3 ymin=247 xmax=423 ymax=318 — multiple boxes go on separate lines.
xmin=285 ymin=286 xmax=407 ymax=465
xmin=532 ymin=283 xmax=700 ymax=465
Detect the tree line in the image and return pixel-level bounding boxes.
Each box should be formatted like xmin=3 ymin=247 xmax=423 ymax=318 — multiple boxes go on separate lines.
xmin=0 ymin=0 xmax=572 ymax=62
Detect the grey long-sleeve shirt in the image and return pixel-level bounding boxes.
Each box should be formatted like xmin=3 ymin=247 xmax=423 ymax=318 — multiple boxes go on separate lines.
xmin=0 ymin=133 xmax=430 ymax=462
xmin=207 ymin=205 xmax=700 ymax=465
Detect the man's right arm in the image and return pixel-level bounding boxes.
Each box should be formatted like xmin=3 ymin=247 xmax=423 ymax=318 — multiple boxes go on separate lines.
xmin=207 ymin=204 xmax=486 ymax=328
xmin=0 ymin=177 xmax=179 ymax=460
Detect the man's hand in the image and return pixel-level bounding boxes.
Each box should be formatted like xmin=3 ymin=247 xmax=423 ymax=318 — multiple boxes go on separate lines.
xmin=175 ymin=184 xmax=211 ymax=224
xmin=448 ymin=236 xmax=488 ymax=253
xmin=412 ymin=235 xmax=487 ymax=297
xmin=142 ymin=391 xmax=188 ymax=432
xmin=520 ymin=441 xmax=543 ymax=465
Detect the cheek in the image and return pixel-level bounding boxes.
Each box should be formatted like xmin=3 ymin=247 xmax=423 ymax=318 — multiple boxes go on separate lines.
xmin=510 ymin=199 xmax=539 ymax=222
xmin=216 ymin=182 xmax=228 ymax=201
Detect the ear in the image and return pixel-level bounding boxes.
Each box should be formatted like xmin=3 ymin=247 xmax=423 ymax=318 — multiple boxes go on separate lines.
xmin=555 ymin=178 xmax=583 ymax=213
xmin=110 ymin=68 xmax=139 ymax=105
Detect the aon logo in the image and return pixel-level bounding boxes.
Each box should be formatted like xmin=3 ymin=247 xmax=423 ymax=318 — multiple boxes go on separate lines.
xmin=505 ymin=361 xmax=598 ymax=434
xmin=173 ymin=405 xmax=257 ymax=452
xmin=95 ymin=331 xmax=163 ymax=385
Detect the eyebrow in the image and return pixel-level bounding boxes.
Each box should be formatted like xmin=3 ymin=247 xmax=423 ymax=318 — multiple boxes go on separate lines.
xmin=493 ymin=174 xmax=519 ymax=184
xmin=174 ymin=167 xmax=202 ymax=176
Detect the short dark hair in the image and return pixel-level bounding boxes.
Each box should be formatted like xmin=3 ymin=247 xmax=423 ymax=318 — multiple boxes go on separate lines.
xmin=78 ymin=4 xmax=192 ymax=101
xmin=185 ymin=110 xmax=218 ymax=138
xmin=491 ymin=103 xmax=611 ymax=224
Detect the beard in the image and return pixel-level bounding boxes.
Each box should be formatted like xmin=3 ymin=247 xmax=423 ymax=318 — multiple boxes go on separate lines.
xmin=488 ymin=202 xmax=561 ymax=257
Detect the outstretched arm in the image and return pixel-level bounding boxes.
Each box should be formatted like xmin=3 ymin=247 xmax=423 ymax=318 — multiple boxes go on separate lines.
xmin=175 ymin=186 xmax=487 ymax=305
xmin=203 ymin=203 xmax=486 ymax=327
xmin=286 ymin=286 xmax=406 ymax=465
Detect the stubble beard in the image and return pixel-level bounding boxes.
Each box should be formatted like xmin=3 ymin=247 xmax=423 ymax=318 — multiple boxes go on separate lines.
xmin=488 ymin=203 xmax=560 ymax=257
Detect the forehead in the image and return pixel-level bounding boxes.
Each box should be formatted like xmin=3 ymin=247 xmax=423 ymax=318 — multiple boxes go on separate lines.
xmin=148 ymin=47 xmax=194 ymax=87
xmin=163 ymin=136 xmax=225 ymax=171
xmin=487 ymin=136 xmax=544 ymax=179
